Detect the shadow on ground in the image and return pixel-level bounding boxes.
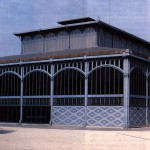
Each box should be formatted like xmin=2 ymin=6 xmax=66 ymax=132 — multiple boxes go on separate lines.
xmin=0 ymin=128 xmax=15 ymax=134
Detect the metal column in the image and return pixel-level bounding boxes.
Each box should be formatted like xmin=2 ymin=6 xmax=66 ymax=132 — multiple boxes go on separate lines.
xmin=84 ymin=60 xmax=89 ymax=127
xmin=19 ymin=66 xmax=24 ymax=124
xmin=123 ymin=58 xmax=130 ymax=128
xmin=50 ymin=64 xmax=54 ymax=125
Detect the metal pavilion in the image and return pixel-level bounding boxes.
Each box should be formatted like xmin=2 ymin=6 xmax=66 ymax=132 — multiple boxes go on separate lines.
xmin=0 ymin=17 xmax=150 ymax=128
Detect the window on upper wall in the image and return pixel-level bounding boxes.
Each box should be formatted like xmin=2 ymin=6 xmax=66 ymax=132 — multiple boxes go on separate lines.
xmin=83 ymin=27 xmax=97 ymax=48
xmin=70 ymin=29 xmax=83 ymax=49
xmin=22 ymin=36 xmax=32 ymax=54
xmin=56 ymin=31 xmax=69 ymax=51
xmin=44 ymin=33 xmax=56 ymax=52
xmin=32 ymin=34 xmax=44 ymax=53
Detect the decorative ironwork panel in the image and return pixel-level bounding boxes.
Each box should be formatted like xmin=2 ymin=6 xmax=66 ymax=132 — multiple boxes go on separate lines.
xmin=52 ymin=106 xmax=85 ymax=125
xmin=130 ymin=59 xmax=147 ymax=74
xmin=87 ymin=106 xmax=124 ymax=127
xmin=129 ymin=107 xmax=146 ymax=127
xmin=54 ymin=61 xmax=85 ymax=74
xmin=89 ymin=59 xmax=123 ymax=72
xmin=0 ymin=66 xmax=21 ymax=75
xmin=24 ymin=64 xmax=51 ymax=75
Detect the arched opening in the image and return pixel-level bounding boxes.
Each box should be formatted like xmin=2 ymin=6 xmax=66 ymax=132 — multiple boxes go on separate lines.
xmin=88 ymin=67 xmax=123 ymax=106
xmin=24 ymin=71 xmax=51 ymax=96
xmin=23 ymin=71 xmax=51 ymax=123
xmin=54 ymin=69 xmax=85 ymax=106
xmin=0 ymin=73 xmax=20 ymax=122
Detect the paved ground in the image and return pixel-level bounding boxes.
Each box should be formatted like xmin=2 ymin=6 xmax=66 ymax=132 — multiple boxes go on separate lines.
xmin=0 ymin=124 xmax=150 ymax=150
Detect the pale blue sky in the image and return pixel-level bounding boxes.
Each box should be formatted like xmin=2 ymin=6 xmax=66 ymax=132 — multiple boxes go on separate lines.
xmin=0 ymin=0 xmax=149 ymax=57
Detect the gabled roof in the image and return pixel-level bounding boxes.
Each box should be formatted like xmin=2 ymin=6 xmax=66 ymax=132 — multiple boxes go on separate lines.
xmin=14 ymin=17 xmax=150 ymax=46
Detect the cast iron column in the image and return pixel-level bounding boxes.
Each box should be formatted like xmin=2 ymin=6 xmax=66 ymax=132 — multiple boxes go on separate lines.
xmin=84 ymin=60 xmax=89 ymax=127
xmin=19 ymin=66 xmax=24 ymax=124
xmin=123 ymin=58 xmax=130 ymax=128
xmin=50 ymin=64 xmax=54 ymax=125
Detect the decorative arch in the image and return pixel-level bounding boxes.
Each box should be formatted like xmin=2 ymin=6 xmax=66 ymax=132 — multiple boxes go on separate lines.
xmin=83 ymin=27 xmax=96 ymax=34
xmin=33 ymin=34 xmax=44 ymax=41
xmin=70 ymin=29 xmax=82 ymax=36
xmin=24 ymin=69 xmax=51 ymax=79
xmin=24 ymin=70 xmax=51 ymax=96
xmin=56 ymin=31 xmax=69 ymax=51
xmin=32 ymin=34 xmax=44 ymax=53
xmin=54 ymin=68 xmax=85 ymax=95
xmin=130 ymin=67 xmax=146 ymax=95
xmin=0 ymin=72 xmax=21 ymax=96
xmin=0 ymin=71 xmax=21 ymax=79
xmin=54 ymin=67 xmax=85 ymax=77
xmin=57 ymin=31 xmax=68 ymax=37
xmin=70 ymin=29 xmax=83 ymax=49
xmin=82 ymin=27 xmax=97 ymax=48
xmin=22 ymin=36 xmax=32 ymax=54
xmin=130 ymin=66 xmax=146 ymax=76
xmin=45 ymin=32 xmax=56 ymax=38
xmin=89 ymin=64 xmax=123 ymax=75
xmin=88 ymin=66 xmax=123 ymax=95
xmin=45 ymin=32 xmax=56 ymax=52
xmin=22 ymin=36 xmax=32 ymax=42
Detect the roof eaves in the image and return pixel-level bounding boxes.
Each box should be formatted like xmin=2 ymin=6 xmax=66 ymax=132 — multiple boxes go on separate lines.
xmin=13 ymin=21 xmax=98 ymax=36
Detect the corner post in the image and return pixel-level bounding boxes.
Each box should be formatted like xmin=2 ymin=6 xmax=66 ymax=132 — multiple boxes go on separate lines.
xmin=50 ymin=63 xmax=54 ymax=125
xmin=123 ymin=58 xmax=130 ymax=128
xmin=19 ymin=66 xmax=24 ymax=124
xmin=84 ymin=58 xmax=89 ymax=127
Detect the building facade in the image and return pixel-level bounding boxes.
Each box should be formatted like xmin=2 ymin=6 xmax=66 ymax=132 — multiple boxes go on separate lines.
xmin=0 ymin=17 xmax=150 ymax=128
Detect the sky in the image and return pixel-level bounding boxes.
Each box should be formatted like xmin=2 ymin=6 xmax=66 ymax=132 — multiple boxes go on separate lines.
xmin=0 ymin=0 xmax=149 ymax=57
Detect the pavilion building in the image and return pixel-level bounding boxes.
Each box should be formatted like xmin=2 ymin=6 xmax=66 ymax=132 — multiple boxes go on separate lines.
xmin=0 ymin=17 xmax=150 ymax=128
